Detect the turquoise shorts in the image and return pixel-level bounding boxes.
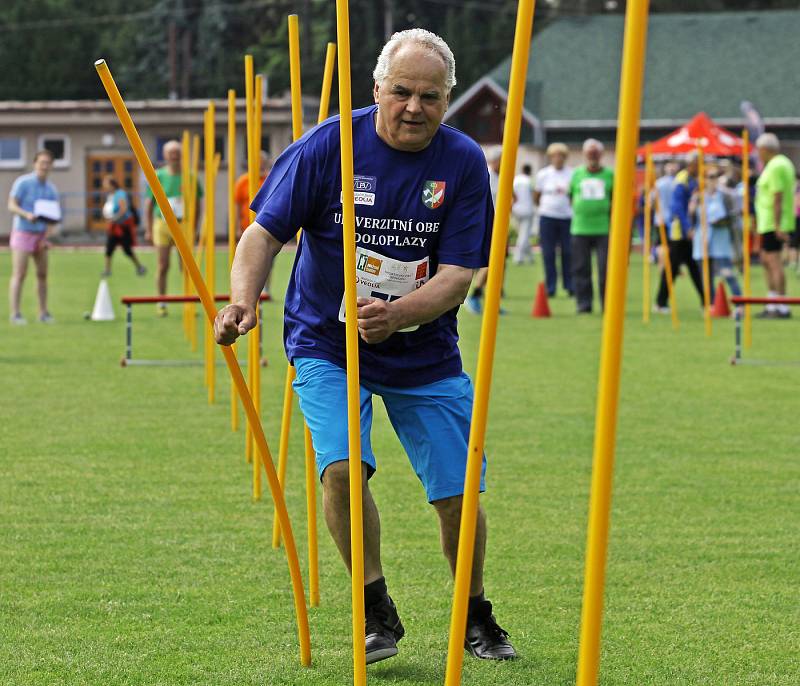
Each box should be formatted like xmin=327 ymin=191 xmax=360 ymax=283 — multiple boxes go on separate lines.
xmin=293 ymin=357 xmax=486 ymax=503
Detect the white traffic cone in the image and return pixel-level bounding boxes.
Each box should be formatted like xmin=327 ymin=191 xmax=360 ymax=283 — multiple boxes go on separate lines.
xmin=91 ymin=279 xmax=115 ymax=321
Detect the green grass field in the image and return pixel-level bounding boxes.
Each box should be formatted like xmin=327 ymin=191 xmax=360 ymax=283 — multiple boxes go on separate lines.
xmin=1 ymin=246 xmax=798 ymax=685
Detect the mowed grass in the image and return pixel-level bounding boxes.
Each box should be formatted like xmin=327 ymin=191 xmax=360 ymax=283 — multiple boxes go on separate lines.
xmin=1 ymin=244 xmax=799 ymax=686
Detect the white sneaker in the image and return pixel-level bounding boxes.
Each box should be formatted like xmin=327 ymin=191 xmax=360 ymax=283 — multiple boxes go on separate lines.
xmin=10 ymin=313 xmax=27 ymax=325
xmin=652 ymin=305 xmax=670 ymax=315
xmin=39 ymin=312 xmax=55 ymax=324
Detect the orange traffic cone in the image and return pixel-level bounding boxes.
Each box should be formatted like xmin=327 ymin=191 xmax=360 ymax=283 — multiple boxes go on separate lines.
xmin=711 ymin=281 xmax=730 ymax=318
xmin=531 ymin=282 xmax=551 ymax=318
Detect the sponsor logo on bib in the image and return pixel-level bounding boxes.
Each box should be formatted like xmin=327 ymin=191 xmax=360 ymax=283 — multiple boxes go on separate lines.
xmin=341 ymin=175 xmax=377 ymax=206
xmin=357 ymin=253 xmax=382 ymax=275
xmin=422 ymin=180 xmax=446 ymax=209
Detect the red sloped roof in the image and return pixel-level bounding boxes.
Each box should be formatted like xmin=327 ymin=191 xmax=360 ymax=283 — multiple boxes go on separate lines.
xmin=638 ymin=112 xmax=751 ymax=158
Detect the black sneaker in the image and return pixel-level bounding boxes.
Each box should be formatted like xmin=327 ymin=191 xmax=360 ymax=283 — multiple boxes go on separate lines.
xmin=465 ymin=602 xmax=517 ymax=660
xmin=365 ymin=595 xmax=404 ymax=665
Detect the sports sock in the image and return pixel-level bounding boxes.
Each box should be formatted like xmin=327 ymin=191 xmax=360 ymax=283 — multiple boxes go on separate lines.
xmin=364 ymin=576 xmax=388 ymax=608
xmin=766 ymin=291 xmax=778 ymax=312
xmin=468 ymin=590 xmax=492 ymax=619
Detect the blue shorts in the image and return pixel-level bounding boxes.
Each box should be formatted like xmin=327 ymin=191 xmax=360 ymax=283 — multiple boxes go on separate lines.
xmin=293 ymin=357 xmax=486 ymax=503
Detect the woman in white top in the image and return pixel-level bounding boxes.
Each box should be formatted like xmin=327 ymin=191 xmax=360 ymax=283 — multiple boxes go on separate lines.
xmin=512 ymin=164 xmax=536 ymax=264
xmin=534 ymin=142 xmax=573 ymax=297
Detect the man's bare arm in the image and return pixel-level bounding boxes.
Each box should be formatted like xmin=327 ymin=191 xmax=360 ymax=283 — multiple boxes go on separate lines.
xmin=214 ymin=223 xmax=283 ymax=345
xmin=356 ymin=263 xmax=474 ymax=344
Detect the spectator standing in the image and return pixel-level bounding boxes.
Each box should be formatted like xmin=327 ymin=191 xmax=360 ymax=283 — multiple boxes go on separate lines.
xmin=512 ymin=163 xmax=535 ymax=265
xmin=754 ymin=133 xmax=796 ymax=318
xmin=569 ymin=139 xmax=614 ymax=314
xmin=788 ymin=172 xmax=800 ymax=273
xmin=7 ymin=149 xmax=60 ymax=325
xmin=534 ymin=142 xmax=572 ymax=297
xmin=144 ymin=140 xmax=203 ymax=317
xmin=101 ymin=176 xmax=146 ymax=278
xmin=654 ymin=153 xmax=705 ymax=313
xmin=691 ymin=166 xmax=741 ymax=299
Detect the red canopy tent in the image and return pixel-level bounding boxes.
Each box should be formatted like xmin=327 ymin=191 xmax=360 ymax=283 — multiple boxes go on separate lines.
xmin=637 ymin=112 xmax=750 ymax=159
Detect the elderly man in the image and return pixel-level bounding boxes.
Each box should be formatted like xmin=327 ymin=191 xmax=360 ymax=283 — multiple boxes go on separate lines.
xmin=7 ymin=149 xmax=60 ymax=325
xmin=144 ymin=140 xmax=202 ymax=316
xmin=754 ymin=133 xmax=796 ymax=318
xmin=569 ymin=139 xmax=614 ymax=313
xmin=214 ymin=29 xmax=515 ymax=664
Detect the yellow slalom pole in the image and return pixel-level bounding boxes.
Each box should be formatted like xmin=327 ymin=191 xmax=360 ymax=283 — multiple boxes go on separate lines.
xmin=303 ymin=40 xmax=335 ymax=603
xmin=654 ymin=192 xmax=679 ymax=330
xmin=188 ymin=134 xmax=201 ymax=352
xmin=304 ymin=422 xmax=319 ymax=607
xmin=182 ymin=129 xmax=192 ymax=341
xmin=244 ymin=54 xmax=255 ymax=466
xmin=95 ymin=58 xmax=311 ymax=667
xmin=334 ymin=2 xmax=366 ymax=683
xmin=271 ymin=13 xmax=305 ymax=549
xmin=319 ymin=43 xmax=336 ymax=123
xmin=443 ymin=3 xmax=536 ymax=685
xmin=204 ymin=104 xmax=218 ymax=401
xmin=228 ymin=89 xmax=240 ymax=432
xmin=742 ymin=129 xmax=752 ymax=348
xmin=575 ymin=3 xmax=649 ymax=685
xmin=252 ymin=75 xmax=264 ymax=500
xmin=273 ymin=369 xmax=295 ymax=549
xmin=642 ymin=145 xmax=653 ymax=323
xmin=698 ymin=146 xmax=712 ymax=336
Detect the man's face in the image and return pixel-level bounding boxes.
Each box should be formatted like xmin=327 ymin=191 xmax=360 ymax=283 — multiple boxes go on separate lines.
xmin=33 ymin=155 xmax=52 ymax=179
xmin=550 ymin=151 xmax=566 ymax=169
xmin=757 ymin=146 xmax=771 ymax=164
xmin=584 ymin=146 xmax=602 ymax=167
xmin=373 ymin=44 xmax=449 ymax=152
xmin=687 ymin=158 xmax=698 ymax=176
xmin=164 ymin=145 xmax=181 ymax=168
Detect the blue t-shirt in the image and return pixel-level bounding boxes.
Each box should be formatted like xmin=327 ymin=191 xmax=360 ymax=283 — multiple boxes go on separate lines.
xmin=251 ymin=105 xmax=493 ymax=387
xmin=111 ymin=189 xmax=132 ymax=222
xmin=9 ymin=172 xmax=59 ymax=233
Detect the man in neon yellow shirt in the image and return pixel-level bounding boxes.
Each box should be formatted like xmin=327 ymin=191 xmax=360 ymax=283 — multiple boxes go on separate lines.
xmin=755 ymin=133 xmax=796 ymax=318
xmin=145 ymin=140 xmax=203 ymax=316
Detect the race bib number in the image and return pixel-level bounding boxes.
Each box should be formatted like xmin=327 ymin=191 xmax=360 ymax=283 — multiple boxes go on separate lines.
xmin=168 ymin=196 xmax=184 ymax=220
xmin=338 ymin=247 xmax=429 ymax=333
xmin=580 ymin=178 xmax=606 ymax=201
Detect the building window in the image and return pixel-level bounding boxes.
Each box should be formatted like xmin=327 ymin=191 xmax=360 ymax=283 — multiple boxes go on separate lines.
xmin=37 ymin=134 xmax=71 ymax=168
xmin=0 ymin=136 xmax=25 ymax=169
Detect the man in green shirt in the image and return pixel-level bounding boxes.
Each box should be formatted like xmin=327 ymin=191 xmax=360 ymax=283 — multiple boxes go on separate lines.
xmin=755 ymin=133 xmax=796 ymax=319
xmin=569 ymin=138 xmax=614 ymax=313
xmin=145 ymin=140 xmax=203 ymax=316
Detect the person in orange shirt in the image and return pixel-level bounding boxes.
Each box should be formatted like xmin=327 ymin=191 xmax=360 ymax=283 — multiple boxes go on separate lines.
xmin=234 ymin=151 xmax=273 ymax=297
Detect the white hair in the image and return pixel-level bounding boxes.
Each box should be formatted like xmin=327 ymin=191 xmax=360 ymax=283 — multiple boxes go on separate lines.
xmin=756 ymin=132 xmax=780 ymax=151
xmin=373 ymin=29 xmax=456 ymax=92
xmin=583 ymin=138 xmax=604 ymax=153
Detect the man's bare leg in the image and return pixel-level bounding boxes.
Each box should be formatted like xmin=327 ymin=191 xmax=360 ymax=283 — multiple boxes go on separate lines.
xmin=157 ymin=245 xmax=171 ymax=297
xmin=322 ymin=461 xmax=383 ymax=583
xmin=432 ymin=495 xmax=486 ymax=596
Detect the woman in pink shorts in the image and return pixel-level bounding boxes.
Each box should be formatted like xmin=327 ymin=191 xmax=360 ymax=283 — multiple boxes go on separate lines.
xmin=7 ymin=150 xmax=59 ymax=325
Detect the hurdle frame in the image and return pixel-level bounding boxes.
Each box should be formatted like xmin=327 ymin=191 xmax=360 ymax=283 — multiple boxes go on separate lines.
xmin=120 ymin=294 xmax=268 ymax=367
xmin=730 ymin=295 xmax=800 ymax=365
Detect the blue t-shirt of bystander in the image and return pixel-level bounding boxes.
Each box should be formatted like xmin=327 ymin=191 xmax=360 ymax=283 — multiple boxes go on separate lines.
xmin=251 ymin=105 xmax=493 ymax=387
xmin=9 ymin=172 xmax=60 ymax=233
